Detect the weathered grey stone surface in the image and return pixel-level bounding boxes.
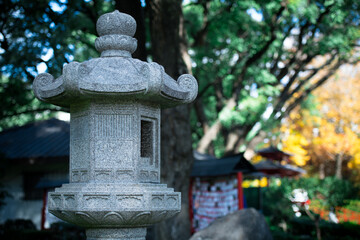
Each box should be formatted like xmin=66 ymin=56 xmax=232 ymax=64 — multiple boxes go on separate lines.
xmin=33 ymin=11 xmax=197 ymax=108
xmin=33 ymin=10 xmax=198 ymax=240
xmin=189 ymin=208 xmax=273 ymax=240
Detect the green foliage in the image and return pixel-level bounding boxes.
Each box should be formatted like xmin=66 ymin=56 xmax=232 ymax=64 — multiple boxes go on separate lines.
xmin=300 ymin=94 xmax=321 ymax=116
xmin=185 ymin=0 xmax=360 ymax=151
xmin=285 ymin=177 xmax=358 ymax=208
xmin=262 ymin=182 xmax=294 ymax=223
xmin=0 ymin=0 xmax=114 ymax=130
xmin=1 ymin=0 xmax=360 ymax=156
xmin=219 ymin=95 xmax=268 ymax=128
xmin=280 ymin=217 xmax=360 ymax=240
xmin=262 ymin=177 xmax=359 ymax=223
xmin=342 ymin=199 xmax=360 ymax=212
xmin=261 ymin=177 xmax=360 ymax=239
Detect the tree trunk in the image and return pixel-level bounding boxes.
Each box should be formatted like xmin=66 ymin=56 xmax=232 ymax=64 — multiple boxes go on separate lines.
xmin=335 ymin=153 xmax=343 ymax=179
xmin=243 ymin=130 xmax=267 ymax=160
xmin=148 ymin=0 xmax=192 ymax=239
xmin=197 ymin=97 xmax=236 ymax=153
xmin=225 ymin=131 xmax=240 ymax=154
xmin=304 ymin=208 xmax=322 ymax=240
xmin=224 ymin=128 xmax=250 ymax=155
xmin=197 ymin=120 xmax=222 ymax=153
xmin=319 ymin=162 xmax=325 ymax=179
xmin=115 ymin=0 xmax=147 ymax=61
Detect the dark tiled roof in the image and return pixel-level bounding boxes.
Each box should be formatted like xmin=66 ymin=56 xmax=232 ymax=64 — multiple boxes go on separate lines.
xmin=0 ymin=118 xmax=70 ymax=159
xmin=191 ymin=152 xmax=256 ymax=177
xmin=257 ymin=146 xmax=292 ymax=161
xmin=254 ymin=160 xmax=306 ymax=177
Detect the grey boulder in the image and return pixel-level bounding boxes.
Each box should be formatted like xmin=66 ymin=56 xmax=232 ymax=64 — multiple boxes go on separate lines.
xmin=189 ymin=208 xmax=273 ymax=240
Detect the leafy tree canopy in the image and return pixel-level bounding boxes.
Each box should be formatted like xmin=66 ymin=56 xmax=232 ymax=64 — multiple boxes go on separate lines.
xmin=0 ymin=0 xmax=114 ymax=129
xmin=1 ymin=0 xmax=359 ymax=155
xmin=0 ymin=1 xmax=359 ymax=239
xmin=280 ymin=63 xmax=360 ymax=183
xmin=185 ymin=0 xmax=360 ymax=156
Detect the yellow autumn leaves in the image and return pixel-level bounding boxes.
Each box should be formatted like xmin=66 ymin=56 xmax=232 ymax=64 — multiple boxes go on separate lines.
xmin=280 ymin=63 xmax=360 ymax=181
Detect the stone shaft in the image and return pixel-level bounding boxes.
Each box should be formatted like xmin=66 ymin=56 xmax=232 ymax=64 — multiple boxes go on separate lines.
xmin=86 ymin=228 xmax=146 ymax=240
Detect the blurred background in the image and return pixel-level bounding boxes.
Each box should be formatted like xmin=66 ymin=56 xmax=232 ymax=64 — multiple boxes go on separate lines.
xmin=0 ymin=0 xmax=359 ymax=239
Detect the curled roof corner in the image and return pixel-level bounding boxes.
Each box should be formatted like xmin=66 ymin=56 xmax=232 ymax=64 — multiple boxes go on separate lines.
xmin=33 ymin=10 xmax=198 ymax=108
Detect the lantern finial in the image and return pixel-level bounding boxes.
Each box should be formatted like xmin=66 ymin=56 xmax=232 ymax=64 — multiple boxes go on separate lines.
xmin=95 ymin=10 xmax=137 ymax=57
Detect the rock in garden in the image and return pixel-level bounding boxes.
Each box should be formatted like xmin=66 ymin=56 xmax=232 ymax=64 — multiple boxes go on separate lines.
xmin=189 ymin=208 xmax=272 ymax=240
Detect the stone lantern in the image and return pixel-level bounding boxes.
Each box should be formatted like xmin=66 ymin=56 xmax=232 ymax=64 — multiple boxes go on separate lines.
xmin=33 ymin=10 xmax=198 ymax=240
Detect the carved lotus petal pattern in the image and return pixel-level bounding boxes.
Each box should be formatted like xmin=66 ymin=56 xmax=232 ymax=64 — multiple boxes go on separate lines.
xmin=95 ymin=35 xmax=137 ymax=54
xmin=102 ymin=212 xmax=125 ymax=223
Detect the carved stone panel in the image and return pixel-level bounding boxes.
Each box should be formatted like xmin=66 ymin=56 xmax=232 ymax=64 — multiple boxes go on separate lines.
xmin=94 ymin=114 xmax=132 ymax=139
xmin=94 ymin=140 xmax=133 ymax=169
xmin=94 ymin=169 xmax=112 ymax=181
xmin=83 ymin=195 xmax=111 ymax=210
xmin=116 ymin=170 xmax=135 ymax=182
xmin=64 ymin=195 xmax=76 ymax=209
xmin=151 ymin=194 xmax=164 ymax=208
xmin=70 ymin=114 xmax=91 ymax=181
xmin=138 ymin=169 xmax=159 ymax=183
xmin=116 ymin=194 xmax=143 ymax=209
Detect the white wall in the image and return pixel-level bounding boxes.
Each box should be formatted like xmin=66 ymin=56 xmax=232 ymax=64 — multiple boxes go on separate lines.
xmin=0 ymin=171 xmax=67 ymax=229
xmin=0 ymin=174 xmax=43 ymax=229
xmin=1 ymin=199 xmax=43 ymax=229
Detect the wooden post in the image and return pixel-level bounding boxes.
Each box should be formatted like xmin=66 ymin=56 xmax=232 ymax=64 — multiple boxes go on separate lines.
xmin=258 ymin=181 xmax=263 ymax=211
xmin=188 ymin=178 xmax=195 ymax=234
xmin=237 ymin=172 xmax=244 ymax=209
xmin=41 ymin=189 xmax=47 ymax=230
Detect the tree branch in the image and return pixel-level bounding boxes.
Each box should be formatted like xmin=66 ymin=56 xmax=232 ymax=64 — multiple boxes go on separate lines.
xmin=284 ymin=59 xmax=343 ymax=116
xmin=288 ymin=53 xmax=337 ymax=97
xmin=273 ymin=54 xmax=315 ymax=113
xmin=191 ymin=0 xmax=233 ymax=47
xmin=233 ymin=4 xmax=285 ymax=94
xmin=194 ymin=100 xmax=209 ymax=134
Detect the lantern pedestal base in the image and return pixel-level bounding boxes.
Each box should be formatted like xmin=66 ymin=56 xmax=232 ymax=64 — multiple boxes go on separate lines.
xmin=48 ymin=182 xmax=181 ymax=228
xmin=86 ymin=228 xmax=146 ymax=240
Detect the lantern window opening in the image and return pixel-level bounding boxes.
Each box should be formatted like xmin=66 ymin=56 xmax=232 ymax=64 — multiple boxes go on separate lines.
xmin=140 ymin=118 xmax=154 ymax=164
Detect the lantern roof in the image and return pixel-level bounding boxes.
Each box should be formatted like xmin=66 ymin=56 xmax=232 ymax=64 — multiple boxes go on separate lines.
xmin=33 ymin=10 xmax=198 ymax=108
